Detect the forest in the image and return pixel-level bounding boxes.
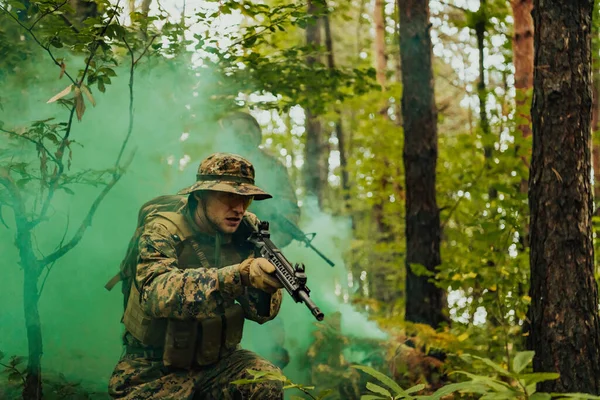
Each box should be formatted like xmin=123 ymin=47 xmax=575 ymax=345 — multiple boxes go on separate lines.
xmin=1 ymin=0 xmax=600 ymax=399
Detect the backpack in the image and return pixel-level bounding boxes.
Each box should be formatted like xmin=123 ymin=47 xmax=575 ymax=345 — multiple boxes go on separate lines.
xmin=104 ymin=194 xmax=188 ymax=311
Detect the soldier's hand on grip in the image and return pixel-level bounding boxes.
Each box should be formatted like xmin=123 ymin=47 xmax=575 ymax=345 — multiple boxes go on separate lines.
xmin=238 ymin=257 xmax=283 ymax=294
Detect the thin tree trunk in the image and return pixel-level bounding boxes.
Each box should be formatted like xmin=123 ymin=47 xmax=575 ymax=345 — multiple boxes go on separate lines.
xmin=529 ymin=0 xmax=600 ymax=393
xmin=304 ymin=0 xmax=325 ymax=207
xmin=398 ymin=0 xmax=447 ymax=328
xmin=511 ymin=0 xmax=534 ymax=139
xmin=475 ymin=1 xmax=491 ymax=159
xmin=322 ymin=8 xmax=350 ymax=206
xmin=374 ymin=0 xmax=387 ymax=89
xmin=19 ymin=225 xmax=43 ymax=400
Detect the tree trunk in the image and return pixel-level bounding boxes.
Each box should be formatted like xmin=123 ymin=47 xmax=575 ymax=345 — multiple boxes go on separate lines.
xmin=398 ymin=0 xmax=447 ymax=328
xmin=322 ymin=8 xmax=350 ymax=206
xmin=474 ymin=2 xmax=491 ymax=160
xmin=22 ymin=271 xmax=42 ymax=400
xmin=529 ymin=0 xmax=600 ymax=393
xmin=304 ymin=0 xmax=325 ymax=207
xmin=374 ymin=0 xmax=387 ymax=89
xmin=592 ymin=9 xmax=600 ymax=206
xmin=511 ymin=0 xmax=534 ymax=139
xmin=19 ymin=227 xmax=43 ymax=400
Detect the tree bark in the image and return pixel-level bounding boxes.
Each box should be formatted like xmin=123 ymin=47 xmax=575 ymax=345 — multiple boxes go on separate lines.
xmin=592 ymin=10 xmax=600 ymax=205
xmin=304 ymin=0 xmax=325 ymax=207
xmin=511 ymin=0 xmax=534 ymax=139
xmin=398 ymin=0 xmax=447 ymax=328
xmin=529 ymin=0 xmax=600 ymax=393
xmin=374 ymin=0 xmax=387 ymax=89
xmin=474 ymin=1 xmax=491 ymax=160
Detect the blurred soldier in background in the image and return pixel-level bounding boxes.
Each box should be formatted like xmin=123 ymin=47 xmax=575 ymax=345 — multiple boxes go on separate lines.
xmin=216 ymin=111 xmax=301 ymax=248
xmin=215 ymin=111 xmax=299 ymax=369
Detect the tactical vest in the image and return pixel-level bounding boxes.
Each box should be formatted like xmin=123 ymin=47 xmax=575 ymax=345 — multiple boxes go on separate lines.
xmin=122 ymin=211 xmax=253 ymax=369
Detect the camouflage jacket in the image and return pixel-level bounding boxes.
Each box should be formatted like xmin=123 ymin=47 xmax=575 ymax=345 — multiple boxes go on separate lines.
xmin=134 ymin=203 xmax=282 ymax=324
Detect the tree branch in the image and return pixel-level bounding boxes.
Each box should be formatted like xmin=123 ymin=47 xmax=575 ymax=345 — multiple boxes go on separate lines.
xmin=0 ymin=128 xmax=59 ymax=166
xmin=78 ymin=0 xmax=121 ymax=87
xmin=40 ymin=171 xmax=123 ymax=267
xmin=29 ymin=0 xmax=69 ymax=30
xmin=0 ymin=168 xmax=28 ymax=234
xmin=0 ymin=3 xmax=77 ymax=85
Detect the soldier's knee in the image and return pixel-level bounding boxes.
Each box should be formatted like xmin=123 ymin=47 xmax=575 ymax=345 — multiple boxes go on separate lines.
xmin=254 ymin=378 xmax=284 ymax=399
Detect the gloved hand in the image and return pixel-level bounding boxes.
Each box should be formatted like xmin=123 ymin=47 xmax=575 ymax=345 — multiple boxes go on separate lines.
xmin=238 ymin=257 xmax=283 ymax=293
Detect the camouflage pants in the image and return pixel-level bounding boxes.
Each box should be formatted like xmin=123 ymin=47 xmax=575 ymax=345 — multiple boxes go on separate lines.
xmin=109 ymin=348 xmax=284 ymax=400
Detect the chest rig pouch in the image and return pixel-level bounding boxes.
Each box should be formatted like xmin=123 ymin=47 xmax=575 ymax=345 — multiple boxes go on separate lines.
xmin=143 ymin=211 xmax=249 ymax=369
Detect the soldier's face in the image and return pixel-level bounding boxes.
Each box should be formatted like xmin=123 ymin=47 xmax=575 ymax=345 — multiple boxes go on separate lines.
xmin=199 ymin=192 xmax=253 ymax=234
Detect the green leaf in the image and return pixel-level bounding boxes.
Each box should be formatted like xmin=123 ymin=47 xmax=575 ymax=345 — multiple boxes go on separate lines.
xmin=404 ymin=383 xmax=425 ymax=395
xmin=352 ymin=365 xmax=404 ymax=395
xmin=366 ymin=382 xmax=392 ymax=397
xmin=360 ymin=396 xmax=388 ymax=400
xmin=552 ymin=393 xmax=600 ymax=399
xmin=0 ymin=350 xmax=4 ymax=360
xmin=230 ymin=378 xmax=257 ymax=385
xmin=471 ymin=355 xmax=512 ymax=377
xmin=529 ymin=394 xmax=551 ymax=400
xmin=426 ymin=382 xmax=489 ymax=399
xmin=317 ymin=388 xmax=334 ymax=399
xmin=512 ymin=351 xmax=535 ymax=373
xmin=450 ymin=371 xmax=513 ymax=392
xmin=520 ymin=373 xmax=560 ymax=386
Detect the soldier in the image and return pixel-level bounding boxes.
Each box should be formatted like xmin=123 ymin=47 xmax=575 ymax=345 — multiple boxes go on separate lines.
xmin=108 ymin=153 xmax=285 ymax=399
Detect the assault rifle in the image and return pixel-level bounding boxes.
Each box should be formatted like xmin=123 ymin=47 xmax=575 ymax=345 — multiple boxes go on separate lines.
xmin=247 ymin=221 xmax=324 ymax=321
xmin=280 ymin=217 xmax=335 ymax=268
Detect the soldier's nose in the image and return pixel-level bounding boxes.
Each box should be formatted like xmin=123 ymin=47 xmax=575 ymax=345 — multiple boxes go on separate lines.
xmin=232 ymin=202 xmax=245 ymax=213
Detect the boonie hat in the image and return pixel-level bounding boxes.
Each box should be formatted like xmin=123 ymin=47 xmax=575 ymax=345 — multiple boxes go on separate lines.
xmin=178 ymin=153 xmax=272 ymax=200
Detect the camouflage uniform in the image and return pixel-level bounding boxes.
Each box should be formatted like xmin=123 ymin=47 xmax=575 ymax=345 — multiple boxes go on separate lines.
xmin=108 ymin=154 xmax=284 ymax=400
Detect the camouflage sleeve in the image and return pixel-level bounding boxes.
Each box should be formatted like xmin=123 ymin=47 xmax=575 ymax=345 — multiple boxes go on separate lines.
xmin=135 ymin=221 xmax=245 ymax=319
xmin=237 ymin=288 xmax=283 ymax=324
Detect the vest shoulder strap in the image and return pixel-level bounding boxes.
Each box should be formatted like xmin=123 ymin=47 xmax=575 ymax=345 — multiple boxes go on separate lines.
xmin=153 ymin=211 xmax=194 ymax=241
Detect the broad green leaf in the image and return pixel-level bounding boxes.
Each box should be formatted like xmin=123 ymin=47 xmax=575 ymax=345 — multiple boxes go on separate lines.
xmin=529 ymin=394 xmax=551 ymax=400
xmin=512 ymin=351 xmax=535 ymax=373
xmin=353 ymin=365 xmax=404 ymax=395
xmin=360 ymin=396 xmax=388 ymax=400
xmin=423 ymin=382 xmax=490 ymax=399
xmin=366 ymin=382 xmax=392 ymax=397
xmin=317 ymin=389 xmax=334 ymax=399
xmin=471 ymin=355 xmax=512 ymax=377
xmin=404 ymin=384 xmax=425 ymax=395
xmin=450 ymin=371 xmax=513 ymax=392
xmin=552 ymin=393 xmax=600 ymax=399
xmin=230 ymin=378 xmax=259 ymax=385
xmin=520 ymin=373 xmax=560 ymax=386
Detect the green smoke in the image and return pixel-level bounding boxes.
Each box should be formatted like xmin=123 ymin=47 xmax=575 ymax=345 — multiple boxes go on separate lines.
xmin=0 ymin=47 xmax=386 ymax=399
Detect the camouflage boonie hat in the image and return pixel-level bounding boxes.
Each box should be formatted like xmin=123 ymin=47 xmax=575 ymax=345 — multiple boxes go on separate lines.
xmin=178 ymin=153 xmax=272 ymax=200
